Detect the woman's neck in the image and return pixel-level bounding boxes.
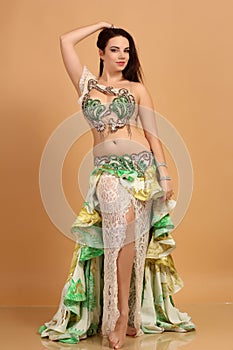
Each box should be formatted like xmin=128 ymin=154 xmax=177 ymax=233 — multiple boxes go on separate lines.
xmin=99 ymin=69 xmax=125 ymax=84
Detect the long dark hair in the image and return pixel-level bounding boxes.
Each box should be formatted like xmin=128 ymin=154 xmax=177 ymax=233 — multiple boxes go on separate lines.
xmin=96 ymin=28 xmax=143 ymax=83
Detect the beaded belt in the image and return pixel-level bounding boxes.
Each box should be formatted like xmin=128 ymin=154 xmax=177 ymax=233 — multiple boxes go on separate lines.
xmin=94 ymin=150 xmax=155 ymax=177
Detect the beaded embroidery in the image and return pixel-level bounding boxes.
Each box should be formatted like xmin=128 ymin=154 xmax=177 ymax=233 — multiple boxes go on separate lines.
xmin=79 ymin=67 xmax=138 ymax=135
xmin=94 ymin=150 xmax=154 ymax=176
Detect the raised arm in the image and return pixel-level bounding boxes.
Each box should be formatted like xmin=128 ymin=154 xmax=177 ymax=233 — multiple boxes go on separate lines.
xmin=59 ymin=22 xmax=112 ymax=96
xmin=137 ymin=84 xmax=174 ymax=200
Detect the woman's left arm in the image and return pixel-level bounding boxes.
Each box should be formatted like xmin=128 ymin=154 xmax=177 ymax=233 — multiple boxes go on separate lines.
xmin=137 ymin=83 xmax=174 ymax=200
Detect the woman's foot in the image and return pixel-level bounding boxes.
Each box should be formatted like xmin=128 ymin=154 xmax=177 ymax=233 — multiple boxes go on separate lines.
xmin=126 ymin=325 xmax=137 ymax=336
xmin=109 ymin=314 xmax=128 ymax=349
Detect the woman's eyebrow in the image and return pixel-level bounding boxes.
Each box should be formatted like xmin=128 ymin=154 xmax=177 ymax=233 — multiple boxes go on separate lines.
xmin=110 ymin=45 xmax=130 ymax=49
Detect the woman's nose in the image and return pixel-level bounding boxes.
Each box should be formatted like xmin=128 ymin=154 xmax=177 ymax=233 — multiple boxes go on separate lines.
xmin=118 ymin=51 xmax=125 ymax=59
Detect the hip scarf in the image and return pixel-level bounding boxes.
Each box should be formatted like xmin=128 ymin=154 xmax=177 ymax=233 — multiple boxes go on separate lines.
xmin=38 ymin=150 xmax=195 ymax=344
xmin=70 ymin=150 xmax=176 ymax=249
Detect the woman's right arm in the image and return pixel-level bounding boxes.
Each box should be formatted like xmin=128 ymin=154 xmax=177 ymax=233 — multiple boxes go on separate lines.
xmin=59 ymin=22 xmax=112 ymax=95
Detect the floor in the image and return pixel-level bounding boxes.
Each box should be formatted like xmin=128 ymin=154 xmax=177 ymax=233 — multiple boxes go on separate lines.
xmin=0 ymin=304 xmax=232 ymax=350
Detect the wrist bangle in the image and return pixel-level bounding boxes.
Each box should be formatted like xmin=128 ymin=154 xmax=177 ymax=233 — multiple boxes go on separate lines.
xmin=156 ymin=162 xmax=168 ymax=168
xmin=159 ymin=176 xmax=172 ymax=181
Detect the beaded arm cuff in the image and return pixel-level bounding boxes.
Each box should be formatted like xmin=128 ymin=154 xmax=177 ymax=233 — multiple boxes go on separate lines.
xmin=156 ymin=161 xmax=168 ymax=168
xmin=159 ymin=176 xmax=172 ymax=181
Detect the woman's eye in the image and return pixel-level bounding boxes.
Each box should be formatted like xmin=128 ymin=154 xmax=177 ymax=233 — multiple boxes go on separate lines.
xmin=110 ymin=49 xmax=117 ymax=52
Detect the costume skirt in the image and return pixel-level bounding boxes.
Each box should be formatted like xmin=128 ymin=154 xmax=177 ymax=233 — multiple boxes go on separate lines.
xmin=38 ymin=150 xmax=195 ymax=344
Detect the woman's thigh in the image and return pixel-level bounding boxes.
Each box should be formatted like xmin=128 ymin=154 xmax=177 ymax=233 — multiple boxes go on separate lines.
xmin=96 ymin=173 xmax=135 ymax=248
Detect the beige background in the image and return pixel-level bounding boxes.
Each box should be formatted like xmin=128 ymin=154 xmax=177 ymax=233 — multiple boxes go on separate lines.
xmin=1 ymin=0 xmax=232 ymax=307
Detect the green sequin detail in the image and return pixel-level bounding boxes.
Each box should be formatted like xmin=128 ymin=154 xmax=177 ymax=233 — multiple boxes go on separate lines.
xmin=84 ymin=99 xmax=106 ymax=121
xmin=109 ymin=95 xmax=135 ymax=120
xmin=91 ymin=154 xmax=146 ymax=178
xmin=82 ymin=79 xmax=136 ymax=133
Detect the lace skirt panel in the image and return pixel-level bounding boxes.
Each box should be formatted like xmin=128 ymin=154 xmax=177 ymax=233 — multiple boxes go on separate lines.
xmin=96 ymin=171 xmax=152 ymax=335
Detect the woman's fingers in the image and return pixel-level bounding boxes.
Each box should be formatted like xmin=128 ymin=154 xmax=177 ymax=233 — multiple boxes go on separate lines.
xmin=166 ymin=189 xmax=174 ymax=200
xmin=159 ymin=179 xmax=174 ymax=200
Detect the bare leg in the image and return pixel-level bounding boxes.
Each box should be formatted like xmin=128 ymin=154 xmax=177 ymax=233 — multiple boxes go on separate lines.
xmin=109 ymin=205 xmax=135 ymax=349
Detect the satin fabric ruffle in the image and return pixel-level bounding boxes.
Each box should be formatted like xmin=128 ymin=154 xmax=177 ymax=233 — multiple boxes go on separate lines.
xmin=38 ymin=154 xmax=195 ymax=343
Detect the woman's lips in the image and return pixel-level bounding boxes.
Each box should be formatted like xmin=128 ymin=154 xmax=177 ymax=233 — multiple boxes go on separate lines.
xmin=116 ymin=62 xmax=125 ymax=66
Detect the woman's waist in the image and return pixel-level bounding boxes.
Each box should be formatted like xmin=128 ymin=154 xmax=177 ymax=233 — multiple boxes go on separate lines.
xmin=92 ymin=129 xmax=151 ymax=157
xmin=92 ymin=125 xmax=147 ymax=142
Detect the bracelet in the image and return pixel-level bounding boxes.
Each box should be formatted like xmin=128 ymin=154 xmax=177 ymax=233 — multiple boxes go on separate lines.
xmin=156 ymin=162 xmax=168 ymax=168
xmin=159 ymin=176 xmax=172 ymax=181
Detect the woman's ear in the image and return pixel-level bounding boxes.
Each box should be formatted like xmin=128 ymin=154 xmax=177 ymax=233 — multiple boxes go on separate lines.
xmin=99 ymin=49 xmax=104 ymax=60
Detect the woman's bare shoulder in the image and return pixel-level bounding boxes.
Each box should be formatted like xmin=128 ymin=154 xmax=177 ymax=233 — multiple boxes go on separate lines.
xmin=130 ymin=82 xmax=153 ymax=106
xmin=130 ymin=81 xmax=147 ymax=91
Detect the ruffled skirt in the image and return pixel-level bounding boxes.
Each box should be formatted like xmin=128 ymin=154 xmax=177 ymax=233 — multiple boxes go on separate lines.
xmin=38 ymin=150 xmax=195 ymax=344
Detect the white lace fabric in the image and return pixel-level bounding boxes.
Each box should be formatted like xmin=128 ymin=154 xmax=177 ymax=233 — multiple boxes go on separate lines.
xmin=95 ymin=171 xmax=152 ymax=335
xmin=78 ymin=66 xmax=96 ymax=105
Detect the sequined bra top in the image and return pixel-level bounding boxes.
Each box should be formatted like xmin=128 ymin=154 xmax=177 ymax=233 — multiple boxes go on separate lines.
xmin=78 ymin=66 xmax=139 ymax=134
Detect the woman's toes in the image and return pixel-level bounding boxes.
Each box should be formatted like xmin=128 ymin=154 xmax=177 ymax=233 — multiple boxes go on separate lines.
xmin=109 ymin=332 xmax=119 ymax=348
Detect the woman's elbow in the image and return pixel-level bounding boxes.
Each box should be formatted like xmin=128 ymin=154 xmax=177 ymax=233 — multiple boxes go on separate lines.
xmin=59 ymin=34 xmax=70 ymax=44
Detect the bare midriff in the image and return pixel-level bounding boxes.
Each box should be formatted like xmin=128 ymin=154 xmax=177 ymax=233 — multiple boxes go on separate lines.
xmin=92 ymin=124 xmax=151 ymax=157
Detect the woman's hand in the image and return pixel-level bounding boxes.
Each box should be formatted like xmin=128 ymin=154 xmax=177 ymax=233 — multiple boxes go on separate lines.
xmin=160 ymin=179 xmax=174 ymax=201
xmin=59 ymin=22 xmax=114 ymax=96
xmin=99 ymin=21 xmax=114 ymax=29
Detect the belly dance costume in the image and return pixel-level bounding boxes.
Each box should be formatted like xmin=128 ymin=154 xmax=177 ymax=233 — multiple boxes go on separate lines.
xmin=38 ymin=66 xmax=195 ymax=344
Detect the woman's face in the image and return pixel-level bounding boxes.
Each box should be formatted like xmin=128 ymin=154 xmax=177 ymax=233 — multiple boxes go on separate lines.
xmin=100 ymin=36 xmax=130 ymax=73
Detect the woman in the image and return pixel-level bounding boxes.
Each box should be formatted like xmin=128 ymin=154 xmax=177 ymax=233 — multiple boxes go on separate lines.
xmin=38 ymin=22 xmax=195 ymax=349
